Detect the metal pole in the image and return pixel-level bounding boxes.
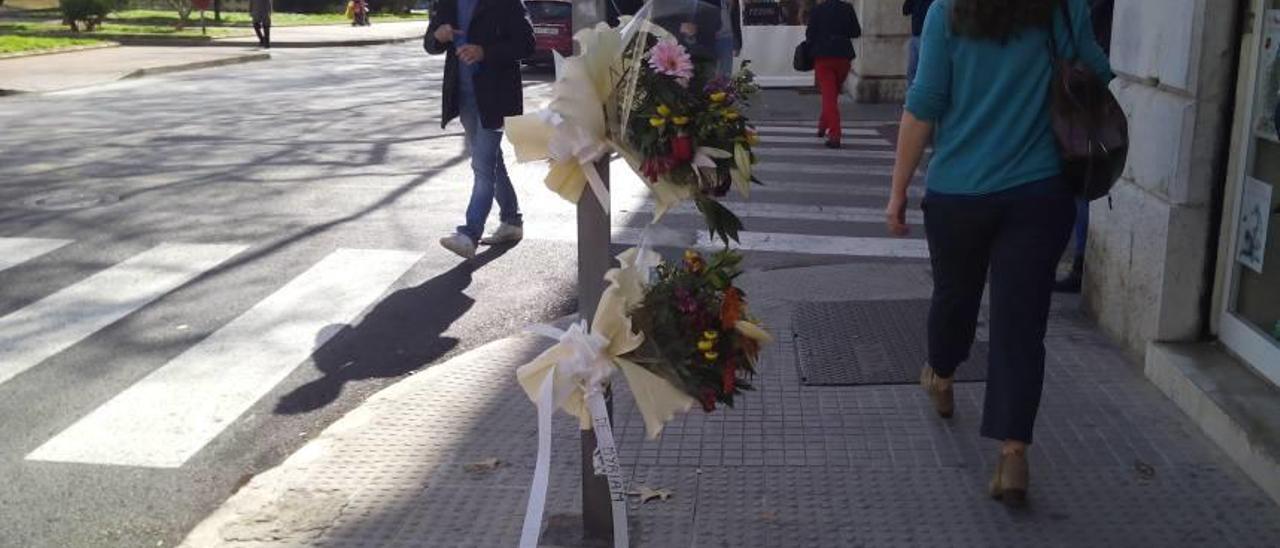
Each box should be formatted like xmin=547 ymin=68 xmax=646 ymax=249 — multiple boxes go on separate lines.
xmin=572 ymin=1 xmax=613 ymax=542
xmin=577 ymin=159 xmax=613 ymax=543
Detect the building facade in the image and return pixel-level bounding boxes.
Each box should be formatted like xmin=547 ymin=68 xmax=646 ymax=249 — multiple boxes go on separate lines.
xmin=1087 ymin=0 xmax=1280 ymax=504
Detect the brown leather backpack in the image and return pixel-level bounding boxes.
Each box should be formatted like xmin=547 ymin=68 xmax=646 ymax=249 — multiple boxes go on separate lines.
xmin=1048 ymin=0 xmax=1128 ymax=201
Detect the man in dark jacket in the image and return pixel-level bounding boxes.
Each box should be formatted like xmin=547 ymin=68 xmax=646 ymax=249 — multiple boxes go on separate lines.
xmin=902 ymin=0 xmax=934 ymax=86
xmin=425 ymin=0 xmax=535 ymax=259
xmin=805 ymin=0 xmax=860 ymax=148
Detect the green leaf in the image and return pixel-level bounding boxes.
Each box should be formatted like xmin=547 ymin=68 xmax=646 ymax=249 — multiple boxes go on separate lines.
xmin=695 ymin=197 xmax=744 ymax=246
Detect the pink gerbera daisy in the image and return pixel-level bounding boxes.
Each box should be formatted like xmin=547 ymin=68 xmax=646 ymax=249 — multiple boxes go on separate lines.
xmin=647 ymin=39 xmax=694 ymax=86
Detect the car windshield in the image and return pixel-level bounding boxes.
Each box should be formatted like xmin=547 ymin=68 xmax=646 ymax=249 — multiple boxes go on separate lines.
xmin=526 ymin=1 xmax=572 ymax=19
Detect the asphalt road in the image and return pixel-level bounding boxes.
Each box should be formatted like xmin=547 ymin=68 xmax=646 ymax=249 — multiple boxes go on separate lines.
xmin=0 ymin=43 xmax=919 ymax=547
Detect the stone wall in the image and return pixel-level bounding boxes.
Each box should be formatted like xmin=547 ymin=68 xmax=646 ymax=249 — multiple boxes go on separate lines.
xmin=1085 ymin=0 xmax=1241 ymax=357
xmin=850 ymin=0 xmax=910 ymax=103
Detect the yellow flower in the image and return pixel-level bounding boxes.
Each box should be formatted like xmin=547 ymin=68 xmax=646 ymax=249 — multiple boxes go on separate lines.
xmin=657 ymin=104 xmax=672 ymax=117
xmin=649 ymin=117 xmax=667 ymax=128
xmin=722 ymin=110 xmax=740 ymax=121
xmin=683 ymin=249 xmax=701 ymax=262
xmin=698 ymin=340 xmax=715 ymax=352
xmin=746 ymin=131 xmax=761 ymax=146
xmin=702 ymin=330 xmax=719 ymax=340
xmin=704 ymin=351 xmax=720 ymax=361
xmin=672 ymin=116 xmax=690 ymax=126
xmin=709 ymin=91 xmax=727 ymax=103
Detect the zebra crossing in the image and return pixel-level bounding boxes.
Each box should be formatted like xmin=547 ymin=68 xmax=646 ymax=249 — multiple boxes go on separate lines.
xmin=0 ymin=239 xmax=424 ymax=468
xmin=593 ymin=120 xmax=927 ymax=260
xmin=0 ymin=121 xmax=918 ymax=471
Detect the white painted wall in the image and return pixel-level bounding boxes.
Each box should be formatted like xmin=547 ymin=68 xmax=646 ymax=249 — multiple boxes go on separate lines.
xmin=1085 ymin=0 xmax=1242 ymax=357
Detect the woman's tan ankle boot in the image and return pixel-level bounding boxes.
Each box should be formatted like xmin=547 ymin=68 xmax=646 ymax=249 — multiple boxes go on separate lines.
xmin=919 ymin=365 xmax=955 ymax=418
xmin=989 ymin=450 xmax=1029 ymax=507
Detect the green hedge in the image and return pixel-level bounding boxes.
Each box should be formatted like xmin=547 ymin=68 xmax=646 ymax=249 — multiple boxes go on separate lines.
xmin=60 ymin=0 xmax=121 ymax=31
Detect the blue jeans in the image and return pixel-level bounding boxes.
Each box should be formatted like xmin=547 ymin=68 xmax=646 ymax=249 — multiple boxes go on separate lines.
xmin=457 ymin=85 xmax=522 ymax=243
xmin=1072 ymin=198 xmax=1089 ymax=257
xmin=906 ymin=36 xmax=921 ymax=87
xmin=715 ymin=34 xmax=735 ymax=77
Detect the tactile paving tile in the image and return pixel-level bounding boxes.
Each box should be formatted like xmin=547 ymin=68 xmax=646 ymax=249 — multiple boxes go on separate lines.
xmin=792 ymin=299 xmax=989 ymax=385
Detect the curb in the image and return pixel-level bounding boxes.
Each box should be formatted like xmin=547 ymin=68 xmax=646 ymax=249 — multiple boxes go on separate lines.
xmin=121 ymin=51 xmax=271 ymax=80
xmin=0 ymin=42 xmax=121 ymax=60
xmin=177 ymin=326 xmax=561 ymax=547
xmin=209 ymin=35 xmax=420 ymax=48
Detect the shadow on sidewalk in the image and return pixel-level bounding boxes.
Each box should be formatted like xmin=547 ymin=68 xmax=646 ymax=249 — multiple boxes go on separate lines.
xmin=273 ymin=243 xmax=515 ymax=414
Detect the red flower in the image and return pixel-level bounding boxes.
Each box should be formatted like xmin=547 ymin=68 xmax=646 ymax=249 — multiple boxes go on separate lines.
xmin=722 ymin=360 xmax=737 ymax=394
xmin=670 ymin=134 xmax=694 ymax=163
xmin=720 ymin=287 xmax=742 ymax=329
xmin=641 ymin=155 xmax=675 ymax=182
xmin=699 ymin=387 xmax=717 ymax=412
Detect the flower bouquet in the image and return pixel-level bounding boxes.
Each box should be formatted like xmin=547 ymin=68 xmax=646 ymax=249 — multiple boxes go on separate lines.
xmin=613 ymin=24 xmax=762 ymax=246
xmin=627 ymin=247 xmax=769 ymax=412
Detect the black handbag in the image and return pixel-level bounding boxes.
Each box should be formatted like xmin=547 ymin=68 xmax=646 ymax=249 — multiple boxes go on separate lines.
xmin=793 ymin=41 xmax=814 ymax=72
xmin=1047 ymin=1 xmax=1129 ymax=201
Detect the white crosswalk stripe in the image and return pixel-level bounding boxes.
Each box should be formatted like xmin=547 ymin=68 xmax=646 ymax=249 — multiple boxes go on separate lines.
xmin=755 ymin=162 xmax=895 ymax=176
xmin=0 ymin=237 xmax=72 ymax=273
xmin=618 ymin=201 xmax=924 ymax=225
xmin=757 ymin=120 xmax=894 ymax=129
xmin=0 ymin=243 xmax=246 ymax=388
xmin=754 ymin=125 xmax=879 ymax=137
xmin=759 ymin=135 xmax=892 ymax=146
xmin=26 ymin=248 xmax=423 ymax=468
xmin=753 ymin=146 xmax=898 ymax=160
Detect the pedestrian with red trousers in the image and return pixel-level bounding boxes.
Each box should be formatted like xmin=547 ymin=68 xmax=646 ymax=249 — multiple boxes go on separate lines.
xmin=805 ymin=0 xmax=861 ymax=149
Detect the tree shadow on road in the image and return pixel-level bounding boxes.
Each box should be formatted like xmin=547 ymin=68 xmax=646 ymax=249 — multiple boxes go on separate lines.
xmin=273 ymin=243 xmax=514 ymax=415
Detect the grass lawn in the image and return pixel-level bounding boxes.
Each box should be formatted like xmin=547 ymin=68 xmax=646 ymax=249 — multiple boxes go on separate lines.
xmin=4 ymin=0 xmax=59 ymax=10
xmin=0 ymin=33 xmax=102 ymax=54
xmin=0 ymin=9 xmax=425 ymax=43
xmin=0 ymin=21 xmax=248 ymax=40
xmin=2 ymin=8 xmax=425 ymax=27
xmin=108 ymin=9 xmax=428 ymax=28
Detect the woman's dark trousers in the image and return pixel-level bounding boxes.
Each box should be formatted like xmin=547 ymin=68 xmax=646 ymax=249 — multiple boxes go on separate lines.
xmin=922 ymin=176 xmax=1076 ymax=444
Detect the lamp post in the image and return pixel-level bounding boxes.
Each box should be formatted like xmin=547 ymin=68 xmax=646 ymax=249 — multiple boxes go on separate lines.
xmin=571 ymin=1 xmax=615 ymax=544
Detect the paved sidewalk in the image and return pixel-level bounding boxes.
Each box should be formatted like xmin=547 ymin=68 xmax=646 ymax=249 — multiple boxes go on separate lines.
xmin=0 ymin=46 xmax=269 ymax=94
xmin=180 ymin=259 xmax=1280 ymax=547
xmin=0 ymin=22 xmax=425 ymax=94
xmin=216 ymin=21 xmax=427 ymax=48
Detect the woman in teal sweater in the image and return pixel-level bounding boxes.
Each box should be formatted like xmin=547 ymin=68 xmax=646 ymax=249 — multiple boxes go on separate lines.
xmin=886 ymin=0 xmax=1112 ymax=505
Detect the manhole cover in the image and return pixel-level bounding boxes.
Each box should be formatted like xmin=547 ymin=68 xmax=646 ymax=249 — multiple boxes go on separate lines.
xmin=22 ymin=190 xmax=119 ymax=211
xmin=792 ymin=299 xmax=989 ymax=386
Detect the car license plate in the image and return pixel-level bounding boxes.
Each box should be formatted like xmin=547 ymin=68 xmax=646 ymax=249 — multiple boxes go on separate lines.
xmin=534 ymin=27 xmax=560 ymax=36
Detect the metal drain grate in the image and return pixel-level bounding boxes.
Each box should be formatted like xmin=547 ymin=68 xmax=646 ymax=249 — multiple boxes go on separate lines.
xmin=792 ymin=299 xmax=989 ymax=386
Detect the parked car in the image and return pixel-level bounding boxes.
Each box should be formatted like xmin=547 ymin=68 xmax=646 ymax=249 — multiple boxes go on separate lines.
xmin=525 ymin=0 xmax=573 ymax=65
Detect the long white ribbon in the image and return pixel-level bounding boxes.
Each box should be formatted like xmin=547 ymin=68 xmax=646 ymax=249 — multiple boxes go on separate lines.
xmin=519 ymin=372 xmax=555 ymax=548
xmin=581 ymin=159 xmax=612 ymax=214
xmin=518 ymin=322 xmax=628 ymax=548
xmin=586 ymin=388 xmax=629 ymax=548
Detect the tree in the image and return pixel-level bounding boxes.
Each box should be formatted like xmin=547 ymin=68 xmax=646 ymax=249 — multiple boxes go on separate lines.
xmin=166 ymin=0 xmax=194 ymax=29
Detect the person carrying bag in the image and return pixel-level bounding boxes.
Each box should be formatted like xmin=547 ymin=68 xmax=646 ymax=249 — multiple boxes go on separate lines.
xmin=804 ymin=0 xmax=861 ymax=149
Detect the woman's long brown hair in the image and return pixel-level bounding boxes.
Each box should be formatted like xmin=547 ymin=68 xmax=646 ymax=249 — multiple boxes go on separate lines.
xmin=950 ymin=0 xmax=1061 ymax=42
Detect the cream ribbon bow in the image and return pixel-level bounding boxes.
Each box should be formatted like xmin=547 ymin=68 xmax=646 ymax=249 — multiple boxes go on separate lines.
xmin=515 ymin=246 xmax=696 ymax=548
xmin=505 ymin=22 xmax=624 ymax=212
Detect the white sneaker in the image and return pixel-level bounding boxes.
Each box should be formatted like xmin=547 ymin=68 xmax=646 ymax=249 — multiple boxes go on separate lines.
xmin=480 ymin=223 xmax=524 ymax=245
xmin=439 ymin=233 xmax=477 ymax=259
